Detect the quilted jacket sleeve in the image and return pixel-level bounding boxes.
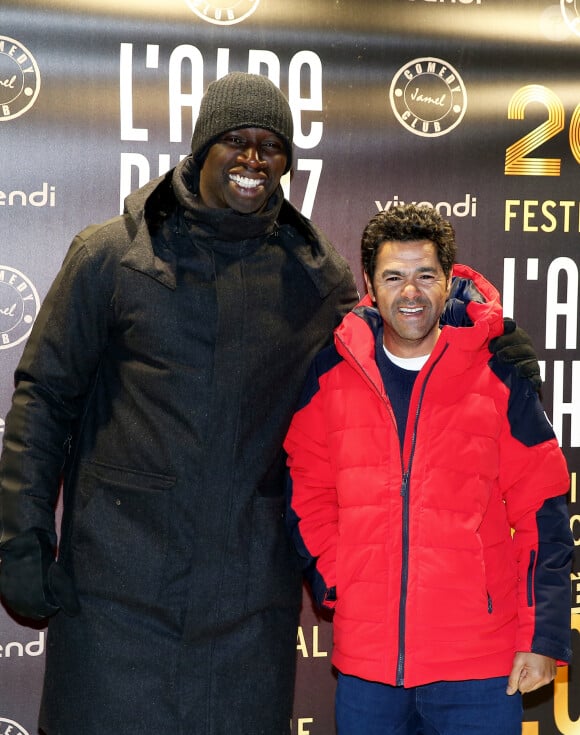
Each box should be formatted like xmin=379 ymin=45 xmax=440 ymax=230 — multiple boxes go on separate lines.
xmin=495 ymin=365 xmax=573 ymax=662
xmin=285 ymin=349 xmax=341 ymax=609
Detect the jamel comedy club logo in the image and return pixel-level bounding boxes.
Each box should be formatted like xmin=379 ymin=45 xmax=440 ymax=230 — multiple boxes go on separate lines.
xmin=184 ymin=0 xmax=260 ymax=24
xmin=561 ymin=0 xmax=580 ymax=35
xmin=0 ymin=718 xmax=30 ymax=735
xmin=389 ymin=56 xmax=467 ymax=138
xmin=0 ymin=265 xmax=40 ymax=350
xmin=0 ymin=37 xmax=41 ymax=121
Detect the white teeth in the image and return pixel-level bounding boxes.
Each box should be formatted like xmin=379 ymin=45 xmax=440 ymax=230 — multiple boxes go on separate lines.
xmin=400 ymin=307 xmax=422 ymax=314
xmin=230 ymin=174 xmax=261 ymax=189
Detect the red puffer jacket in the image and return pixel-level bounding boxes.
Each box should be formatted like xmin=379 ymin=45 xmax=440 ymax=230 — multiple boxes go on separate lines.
xmin=285 ymin=264 xmax=572 ymax=687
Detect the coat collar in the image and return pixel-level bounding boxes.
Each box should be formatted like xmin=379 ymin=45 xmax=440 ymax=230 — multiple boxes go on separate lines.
xmin=118 ymin=157 xmax=349 ymax=299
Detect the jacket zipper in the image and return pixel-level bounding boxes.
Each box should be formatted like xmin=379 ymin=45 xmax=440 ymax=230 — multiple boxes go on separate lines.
xmin=396 ymin=345 xmax=448 ymax=686
xmin=335 ymin=328 xmax=449 ymax=685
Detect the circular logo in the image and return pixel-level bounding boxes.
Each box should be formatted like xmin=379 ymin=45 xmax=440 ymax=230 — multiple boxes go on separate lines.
xmin=389 ymin=57 xmax=467 ymax=138
xmin=561 ymin=0 xmax=580 ymax=36
xmin=0 ymin=266 xmax=40 ymax=350
xmin=0 ymin=718 xmax=30 ymax=735
xmin=0 ymin=37 xmax=41 ymax=121
xmin=184 ymin=0 xmax=260 ymax=25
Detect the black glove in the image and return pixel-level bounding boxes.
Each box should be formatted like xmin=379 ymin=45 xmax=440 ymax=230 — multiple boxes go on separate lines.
xmin=0 ymin=528 xmax=80 ymax=620
xmin=488 ymin=317 xmax=542 ymax=392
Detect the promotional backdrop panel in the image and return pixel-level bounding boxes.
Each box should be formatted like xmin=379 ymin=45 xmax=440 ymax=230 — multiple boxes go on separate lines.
xmin=1 ymin=2 xmax=578 ymax=734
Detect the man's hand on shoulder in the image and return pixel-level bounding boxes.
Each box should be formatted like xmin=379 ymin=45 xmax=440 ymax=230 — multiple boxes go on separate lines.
xmin=489 ymin=317 xmax=542 ymax=392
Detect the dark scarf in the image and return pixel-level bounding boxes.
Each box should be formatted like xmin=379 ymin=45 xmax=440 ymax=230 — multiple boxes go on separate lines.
xmin=172 ymin=156 xmax=282 ymax=244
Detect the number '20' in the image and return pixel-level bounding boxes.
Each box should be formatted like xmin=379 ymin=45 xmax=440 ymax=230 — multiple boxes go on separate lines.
xmin=505 ymin=84 xmax=580 ymax=176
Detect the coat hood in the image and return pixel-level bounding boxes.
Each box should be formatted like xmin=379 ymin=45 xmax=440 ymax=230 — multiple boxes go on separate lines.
xmin=444 ymin=262 xmax=503 ymax=337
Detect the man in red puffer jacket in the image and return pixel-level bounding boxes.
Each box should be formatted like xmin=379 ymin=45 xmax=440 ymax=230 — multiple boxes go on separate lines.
xmin=285 ymin=204 xmax=573 ymax=735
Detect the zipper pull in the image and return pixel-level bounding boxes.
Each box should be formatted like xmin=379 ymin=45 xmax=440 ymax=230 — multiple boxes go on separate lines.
xmin=401 ymin=471 xmax=409 ymax=497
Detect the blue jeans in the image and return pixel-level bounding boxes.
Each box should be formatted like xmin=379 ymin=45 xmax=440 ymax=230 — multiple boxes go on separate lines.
xmin=335 ymin=673 xmax=523 ymax=735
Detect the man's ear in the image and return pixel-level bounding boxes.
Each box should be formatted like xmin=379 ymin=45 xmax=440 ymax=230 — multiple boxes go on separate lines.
xmin=364 ymin=272 xmax=375 ymax=301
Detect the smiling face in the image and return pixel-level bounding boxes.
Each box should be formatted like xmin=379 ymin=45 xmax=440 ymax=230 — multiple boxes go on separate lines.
xmin=198 ymin=127 xmax=288 ymax=214
xmin=364 ymin=239 xmax=452 ymax=358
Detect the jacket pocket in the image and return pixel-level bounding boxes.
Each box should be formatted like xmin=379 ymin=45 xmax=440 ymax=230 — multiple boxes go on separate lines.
xmin=474 ymin=531 xmax=492 ymax=614
xmin=526 ymin=549 xmax=536 ymax=606
xmin=70 ymin=460 xmax=176 ymax=606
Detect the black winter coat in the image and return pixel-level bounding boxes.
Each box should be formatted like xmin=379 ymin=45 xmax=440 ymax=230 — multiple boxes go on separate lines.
xmin=0 ymin=158 xmax=358 ymax=734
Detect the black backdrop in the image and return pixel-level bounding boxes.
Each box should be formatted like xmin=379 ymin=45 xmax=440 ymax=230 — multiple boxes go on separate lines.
xmin=1 ymin=2 xmax=578 ymax=733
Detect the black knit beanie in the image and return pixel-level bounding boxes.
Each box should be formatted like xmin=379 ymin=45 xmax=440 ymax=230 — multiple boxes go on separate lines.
xmin=191 ymin=72 xmax=294 ymax=173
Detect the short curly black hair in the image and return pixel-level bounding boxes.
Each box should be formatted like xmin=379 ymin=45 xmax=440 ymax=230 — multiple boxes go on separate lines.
xmin=361 ymin=204 xmax=457 ymax=283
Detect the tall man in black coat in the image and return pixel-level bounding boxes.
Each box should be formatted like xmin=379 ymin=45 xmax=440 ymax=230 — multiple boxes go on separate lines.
xmin=0 ymin=72 xmax=539 ymax=734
